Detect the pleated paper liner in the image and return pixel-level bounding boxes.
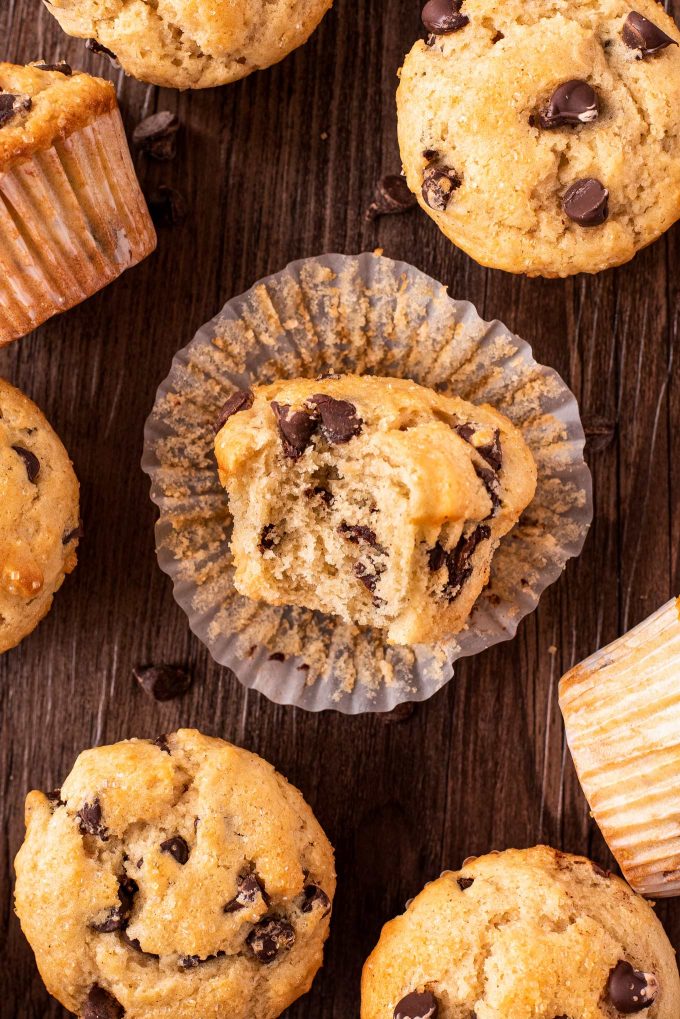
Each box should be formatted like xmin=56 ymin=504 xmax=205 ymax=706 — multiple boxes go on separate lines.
xmin=560 ymin=597 xmax=680 ymax=898
xmin=143 ymin=253 xmax=592 ymax=714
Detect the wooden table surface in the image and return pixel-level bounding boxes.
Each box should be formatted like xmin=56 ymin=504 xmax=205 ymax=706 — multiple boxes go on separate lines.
xmin=1 ymin=1 xmax=679 ymax=1016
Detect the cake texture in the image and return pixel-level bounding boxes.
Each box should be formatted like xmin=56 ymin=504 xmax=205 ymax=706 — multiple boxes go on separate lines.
xmin=0 ymin=62 xmax=156 ymax=346
xmin=361 ymin=845 xmax=680 ymax=1019
xmin=44 ymin=0 xmax=334 ymax=88
xmin=560 ymin=598 xmax=680 ymax=898
xmin=397 ymin=0 xmax=680 ymax=277
xmin=214 ymin=374 xmax=537 ymax=646
xmin=0 ymin=377 xmax=80 ymax=653
xmin=14 ymin=729 xmax=335 ymax=1019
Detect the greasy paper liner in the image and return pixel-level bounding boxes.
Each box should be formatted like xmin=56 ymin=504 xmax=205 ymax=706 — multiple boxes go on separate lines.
xmin=560 ymin=597 xmax=680 ymax=898
xmin=0 ymin=108 xmax=156 ymax=346
xmin=143 ymin=253 xmax=592 ymax=714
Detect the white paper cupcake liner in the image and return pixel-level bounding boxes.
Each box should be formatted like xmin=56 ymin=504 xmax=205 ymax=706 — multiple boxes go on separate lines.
xmin=560 ymin=597 xmax=680 ymax=898
xmin=142 ymin=253 xmax=592 ymax=714
xmin=0 ymin=108 xmax=156 ymax=346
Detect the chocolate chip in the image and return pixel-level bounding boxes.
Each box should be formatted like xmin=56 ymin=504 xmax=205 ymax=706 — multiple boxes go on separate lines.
xmin=91 ymin=877 xmax=138 ymax=933
xmin=133 ymin=664 xmax=192 ymax=702
xmin=63 ymin=522 xmax=84 ymax=545
xmin=160 ymin=836 xmax=190 ymax=865
xmin=563 ymin=178 xmax=609 ymax=227
xmin=247 ymin=917 xmax=295 ymax=963
xmin=133 ymin=111 xmax=180 ymax=161
xmin=429 ymin=525 xmax=491 ymax=600
xmin=0 ymin=93 xmax=32 ymax=128
xmin=120 ymin=929 xmax=159 ymax=958
xmin=457 ymin=876 xmax=474 ymax=890
xmin=454 ymin=424 xmax=502 ymax=472
xmin=46 ymin=789 xmax=64 ymax=807
xmin=147 ymin=186 xmax=188 ymax=227
xmin=85 ymin=39 xmax=119 ymax=64
xmin=394 ymin=990 xmax=438 ymax=1019
xmin=216 ymin=389 xmax=254 ymax=431
xmin=154 ymin=734 xmax=171 ymax=753
xmin=607 ymin=961 xmax=658 ymax=1013
xmin=304 ymin=485 xmax=334 ymax=506
xmin=538 ymin=80 xmax=599 ymax=128
xmin=34 ymin=61 xmax=72 ymax=74
xmin=307 ymin=395 xmax=363 ymax=443
xmin=78 ymin=799 xmax=109 ymax=841
xmin=365 ymin=175 xmax=417 ymax=221
xmin=421 ymin=0 xmax=469 ymax=34
xmin=338 ymin=523 xmax=385 ymax=552
xmin=300 ymin=885 xmax=331 ymax=916
xmin=259 ymin=524 xmax=277 ymax=552
xmin=224 ymin=873 xmax=266 ymax=913
xmin=623 ymin=12 xmax=677 ymax=56
xmin=12 ymin=445 xmax=40 ymax=482
xmin=82 ymin=985 xmax=124 ymax=1019
xmin=428 ymin=544 xmax=447 ymax=572
xmin=474 ymin=464 xmax=501 ymax=515
xmin=354 ymin=560 xmax=382 ymax=594
xmin=271 ymin=401 xmax=319 ymax=458
xmin=421 ymin=166 xmax=461 ymax=211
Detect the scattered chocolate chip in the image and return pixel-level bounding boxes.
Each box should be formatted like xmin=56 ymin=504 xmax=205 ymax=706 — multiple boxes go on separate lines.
xmin=365 ymin=174 xmax=417 ymax=221
xmin=146 ymin=185 xmax=188 ymax=227
xmin=271 ymin=401 xmax=319 ymax=458
xmin=338 ymin=523 xmax=385 ymax=552
xmin=429 ymin=525 xmax=491 ymax=600
xmin=421 ymin=166 xmax=461 ymax=211
xmin=247 ymin=917 xmax=295 ymax=963
xmin=216 ymin=389 xmax=254 ymax=431
xmin=154 ymin=734 xmax=171 ymax=754
xmin=83 ymin=985 xmax=124 ymax=1019
xmin=538 ymin=80 xmax=599 ymax=128
xmin=85 ymin=38 xmax=119 ymax=64
xmin=46 ymin=789 xmax=65 ymax=807
xmin=474 ymin=464 xmax=501 ymax=515
xmin=160 ymin=836 xmax=190 ymax=865
xmin=428 ymin=544 xmax=447 ymax=572
xmin=607 ymin=961 xmax=658 ymax=1013
xmin=422 ymin=148 xmax=439 ymax=162
xmin=307 ymin=395 xmax=363 ymax=443
xmin=224 ymin=873 xmax=266 ymax=912
xmin=622 ymin=12 xmax=677 ymax=56
xmin=300 ymin=884 xmax=331 ymax=916
xmin=457 ymin=876 xmax=474 ymax=890
xmin=179 ymin=951 xmax=225 ymax=969
xmin=304 ymin=485 xmax=334 ymax=505
xmin=133 ymin=664 xmax=192 ymax=702
xmin=394 ymin=990 xmax=438 ymax=1019
xmin=63 ymin=522 xmax=84 ymax=545
xmin=454 ymin=424 xmax=502 ymax=471
xmin=34 ymin=61 xmax=72 ymax=74
xmin=78 ymin=799 xmax=109 ymax=841
xmin=92 ymin=877 xmax=138 ymax=933
xmin=259 ymin=524 xmax=277 ymax=552
xmin=354 ymin=560 xmax=382 ymax=594
xmin=0 ymin=93 xmax=32 ymax=128
xmin=12 ymin=445 xmax=40 ymax=482
xmin=421 ymin=0 xmax=469 ymax=34
xmin=563 ymin=178 xmax=609 ymax=227
xmin=133 ymin=111 xmax=180 ymax=160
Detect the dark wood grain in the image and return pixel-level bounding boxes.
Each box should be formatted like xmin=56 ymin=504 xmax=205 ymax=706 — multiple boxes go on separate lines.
xmin=1 ymin=1 xmax=679 ymax=1015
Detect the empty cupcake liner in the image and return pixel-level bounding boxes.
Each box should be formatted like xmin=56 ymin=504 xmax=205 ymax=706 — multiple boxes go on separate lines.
xmin=560 ymin=597 xmax=680 ymax=898
xmin=0 ymin=108 xmax=156 ymax=346
xmin=142 ymin=253 xmax=592 ymax=714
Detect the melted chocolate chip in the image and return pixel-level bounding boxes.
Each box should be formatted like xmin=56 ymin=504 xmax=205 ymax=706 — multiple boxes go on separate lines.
xmin=247 ymin=917 xmax=295 ymax=963
xmin=34 ymin=61 xmax=72 ymax=74
xmin=474 ymin=464 xmax=501 ymax=515
xmin=304 ymin=485 xmax=334 ymax=506
xmin=365 ymin=174 xmax=417 ymax=220
xmin=421 ymin=166 xmax=461 ymax=211
xmin=224 ymin=873 xmax=266 ymax=912
xmin=0 ymin=93 xmax=32 ymax=128
xmin=421 ymin=0 xmax=469 ymax=34
xmin=271 ymin=401 xmax=319 ymax=458
xmin=132 ymin=111 xmax=180 ymax=161
xmin=120 ymin=929 xmax=159 ymax=958
xmin=300 ymin=884 xmax=331 ymax=916
xmin=394 ymin=990 xmax=438 ymax=1019
xmin=91 ymin=877 xmax=138 ymax=933
xmin=354 ymin=560 xmax=383 ymax=594
xmin=623 ymin=12 xmax=677 ymax=56
xmin=85 ymin=38 xmax=119 ymax=63
xmin=78 ymin=799 xmax=109 ymax=841
xmin=457 ymin=876 xmax=474 ymax=890
xmin=154 ymin=734 xmax=171 ymax=754
xmin=429 ymin=524 xmax=491 ymax=600
xmin=307 ymin=395 xmax=363 ymax=444
xmin=179 ymin=951 xmax=225 ymax=969
xmin=83 ymin=985 xmax=124 ymax=1019
xmin=538 ymin=80 xmax=599 ymax=128
xmin=63 ymin=522 xmax=84 ymax=545
xmin=259 ymin=524 xmax=277 ymax=552
xmin=563 ymin=178 xmax=609 ymax=227
xmin=216 ymin=388 xmax=254 ymax=431
xmin=133 ymin=664 xmax=192 ymax=702
xmin=454 ymin=424 xmax=502 ymax=472
xmin=147 ymin=186 xmax=188 ymax=227
xmin=12 ymin=445 xmax=40 ymax=482
xmin=338 ymin=523 xmax=386 ymax=552
xmin=160 ymin=836 xmax=190 ymax=865
xmin=46 ymin=789 xmax=64 ymax=807
xmin=607 ymin=961 xmax=659 ymax=1013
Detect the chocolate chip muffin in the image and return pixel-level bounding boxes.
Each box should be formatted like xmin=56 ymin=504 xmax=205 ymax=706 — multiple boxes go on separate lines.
xmin=361 ymin=845 xmax=680 ymax=1019
xmin=0 ymin=62 xmax=155 ymax=346
xmin=397 ymin=0 xmax=680 ymax=276
xmin=0 ymin=377 xmax=80 ymax=654
xmin=214 ymin=374 xmax=536 ymax=646
xmin=44 ymin=0 xmax=334 ymax=88
xmin=14 ymin=729 xmax=335 ymax=1019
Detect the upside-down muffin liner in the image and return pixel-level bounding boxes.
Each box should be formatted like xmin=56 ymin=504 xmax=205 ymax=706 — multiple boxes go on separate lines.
xmin=560 ymin=597 xmax=680 ymax=898
xmin=143 ymin=253 xmax=592 ymax=714
xmin=0 ymin=108 xmax=156 ymax=346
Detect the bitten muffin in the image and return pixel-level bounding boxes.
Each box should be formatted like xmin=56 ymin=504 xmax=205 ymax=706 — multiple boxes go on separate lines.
xmin=397 ymin=0 xmax=680 ymax=277
xmin=44 ymin=0 xmax=334 ymax=89
xmin=560 ymin=598 xmax=680 ymax=899
xmin=214 ymin=375 xmax=537 ymax=646
xmin=0 ymin=377 xmax=80 ymax=653
xmin=15 ymin=729 xmax=336 ymax=1019
xmin=361 ymin=845 xmax=680 ymax=1019
xmin=0 ymin=62 xmax=156 ymax=346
